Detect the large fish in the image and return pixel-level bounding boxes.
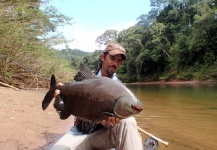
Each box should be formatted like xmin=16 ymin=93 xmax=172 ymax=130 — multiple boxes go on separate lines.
xmin=42 ymin=63 xmax=143 ymax=122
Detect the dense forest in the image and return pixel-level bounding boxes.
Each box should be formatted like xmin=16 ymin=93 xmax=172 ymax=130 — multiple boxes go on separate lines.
xmin=87 ymin=0 xmax=217 ymax=82
xmin=0 ymin=0 xmax=217 ymax=89
xmin=0 ymin=0 xmax=76 ymax=88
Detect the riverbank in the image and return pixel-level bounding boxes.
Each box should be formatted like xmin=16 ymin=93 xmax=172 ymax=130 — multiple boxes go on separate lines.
xmin=0 ymin=87 xmax=74 ymax=150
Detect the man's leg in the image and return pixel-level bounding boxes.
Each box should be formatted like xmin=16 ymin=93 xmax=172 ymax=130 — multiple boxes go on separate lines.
xmin=114 ymin=117 xmax=143 ymax=150
xmin=89 ymin=117 xmax=143 ymax=150
xmin=51 ymin=126 xmax=93 ymax=150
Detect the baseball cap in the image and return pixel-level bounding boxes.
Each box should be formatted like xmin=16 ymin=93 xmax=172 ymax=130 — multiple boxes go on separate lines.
xmin=103 ymin=43 xmax=126 ymax=60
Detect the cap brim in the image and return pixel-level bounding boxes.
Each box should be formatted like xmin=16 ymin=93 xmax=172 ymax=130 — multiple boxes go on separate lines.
xmin=108 ymin=50 xmax=126 ymax=60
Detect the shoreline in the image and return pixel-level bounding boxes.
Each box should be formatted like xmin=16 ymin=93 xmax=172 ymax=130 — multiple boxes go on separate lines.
xmin=129 ymin=79 xmax=217 ymax=85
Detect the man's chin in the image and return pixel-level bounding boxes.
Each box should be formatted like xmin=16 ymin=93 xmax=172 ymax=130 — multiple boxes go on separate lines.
xmin=106 ymin=70 xmax=115 ymax=77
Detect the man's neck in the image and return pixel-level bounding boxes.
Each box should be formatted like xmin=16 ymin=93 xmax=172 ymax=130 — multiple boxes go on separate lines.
xmin=97 ymin=69 xmax=113 ymax=78
xmin=102 ymin=72 xmax=112 ymax=78
xmin=96 ymin=69 xmax=119 ymax=82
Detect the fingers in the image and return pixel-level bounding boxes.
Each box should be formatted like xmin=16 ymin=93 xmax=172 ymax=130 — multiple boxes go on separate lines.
xmin=54 ymin=89 xmax=60 ymax=97
xmin=115 ymin=117 xmax=120 ymax=124
xmin=101 ymin=117 xmax=120 ymax=127
xmin=54 ymin=82 xmax=63 ymax=97
xmin=57 ymin=82 xmax=63 ymax=86
xmin=101 ymin=120 xmax=106 ymax=126
xmin=108 ymin=117 xmax=120 ymax=126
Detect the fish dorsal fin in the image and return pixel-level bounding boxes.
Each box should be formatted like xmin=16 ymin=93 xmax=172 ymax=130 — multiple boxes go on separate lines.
xmin=74 ymin=63 xmax=97 ymax=81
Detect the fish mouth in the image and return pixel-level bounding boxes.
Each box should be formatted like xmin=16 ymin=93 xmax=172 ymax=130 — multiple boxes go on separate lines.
xmin=131 ymin=104 xmax=143 ymax=113
xmin=114 ymin=96 xmax=143 ymax=118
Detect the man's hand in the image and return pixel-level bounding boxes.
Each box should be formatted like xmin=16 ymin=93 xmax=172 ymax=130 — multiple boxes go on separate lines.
xmin=101 ymin=117 xmax=120 ymax=127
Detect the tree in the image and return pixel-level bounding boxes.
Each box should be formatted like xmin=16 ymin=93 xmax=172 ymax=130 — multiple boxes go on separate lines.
xmin=136 ymin=8 xmax=158 ymax=27
xmin=0 ymin=0 xmax=75 ymax=88
xmin=95 ymin=29 xmax=118 ymax=47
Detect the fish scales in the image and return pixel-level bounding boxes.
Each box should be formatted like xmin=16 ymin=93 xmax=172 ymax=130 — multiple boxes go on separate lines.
xmin=42 ymin=63 xmax=143 ymax=122
xmin=59 ymin=77 xmax=130 ymax=122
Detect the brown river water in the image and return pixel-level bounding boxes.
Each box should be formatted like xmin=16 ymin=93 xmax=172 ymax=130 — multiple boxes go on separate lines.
xmin=126 ymin=83 xmax=217 ymax=150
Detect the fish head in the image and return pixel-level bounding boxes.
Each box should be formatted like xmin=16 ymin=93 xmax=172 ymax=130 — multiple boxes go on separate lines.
xmin=114 ymin=96 xmax=143 ymax=118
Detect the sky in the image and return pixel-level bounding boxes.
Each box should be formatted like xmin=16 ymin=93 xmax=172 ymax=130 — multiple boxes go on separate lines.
xmin=46 ymin=0 xmax=151 ymax=52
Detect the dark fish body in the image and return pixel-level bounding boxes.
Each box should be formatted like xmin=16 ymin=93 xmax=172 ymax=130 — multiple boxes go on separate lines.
xmin=42 ymin=63 xmax=143 ymax=122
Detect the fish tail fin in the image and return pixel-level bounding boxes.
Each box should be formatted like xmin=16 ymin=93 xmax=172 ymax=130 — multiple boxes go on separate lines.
xmin=42 ymin=74 xmax=57 ymax=110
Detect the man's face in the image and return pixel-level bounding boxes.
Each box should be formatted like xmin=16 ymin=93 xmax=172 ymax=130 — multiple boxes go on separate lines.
xmin=100 ymin=53 xmax=123 ymax=78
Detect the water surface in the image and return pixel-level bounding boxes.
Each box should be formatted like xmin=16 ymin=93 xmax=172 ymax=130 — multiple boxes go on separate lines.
xmin=126 ymin=83 xmax=217 ymax=150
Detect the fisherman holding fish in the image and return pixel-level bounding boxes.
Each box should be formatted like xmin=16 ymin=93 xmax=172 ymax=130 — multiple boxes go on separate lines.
xmin=50 ymin=43 xmax=143 ymax=150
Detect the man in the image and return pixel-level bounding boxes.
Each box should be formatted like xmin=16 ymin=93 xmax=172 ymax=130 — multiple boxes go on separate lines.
xmin=51 ymin=43 xmax=143 ymax=150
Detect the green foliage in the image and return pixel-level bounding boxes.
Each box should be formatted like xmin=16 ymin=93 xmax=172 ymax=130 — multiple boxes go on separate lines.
xmin=0 ymin=0 xmax=75 ymax=88
xmin=52 ymin=0 xmax=217 ymax=83
xmin=55 ymin=48 xmax=88 ymax=68
xmin=116 ymin=0 xmax=217 ymax=82
xmin=1 ymin=0 xmax=217 ymax=86
xmin=83 ymin=50 xmax=102 ymax=71
xmin=95 ymin=30 xmax=118 ymax=47
xmin=206 ymin=61 xmax=217 ymax=79
xmin=125 ymin=58 xmax=137 ymax=82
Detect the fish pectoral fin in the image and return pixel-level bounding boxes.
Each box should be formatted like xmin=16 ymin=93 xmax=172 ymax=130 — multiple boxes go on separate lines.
xmin=102 ymin=112 xmax=115 ymax=117
xmin=57 ymin=110 xmax=71 ymax=120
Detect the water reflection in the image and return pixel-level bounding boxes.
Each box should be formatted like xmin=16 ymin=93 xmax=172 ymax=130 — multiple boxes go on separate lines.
xmin=126 ymin=83 xmax=217 ymax=150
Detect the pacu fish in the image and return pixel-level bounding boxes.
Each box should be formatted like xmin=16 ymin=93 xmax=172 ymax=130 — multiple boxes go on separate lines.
xmin=42 ymin=63 xmax=143 ymax=122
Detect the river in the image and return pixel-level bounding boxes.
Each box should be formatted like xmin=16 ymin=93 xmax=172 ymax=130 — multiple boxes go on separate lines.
xmin=126 ymin=82 xmax=217 ymax=150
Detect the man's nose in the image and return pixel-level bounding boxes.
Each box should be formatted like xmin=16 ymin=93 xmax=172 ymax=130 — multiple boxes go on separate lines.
xmin=112 ymin=60 xmax=119 ymax=66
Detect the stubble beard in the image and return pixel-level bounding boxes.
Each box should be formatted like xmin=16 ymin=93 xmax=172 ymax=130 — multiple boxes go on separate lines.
xmin=106 ymin=66 xmax=116 ymax=78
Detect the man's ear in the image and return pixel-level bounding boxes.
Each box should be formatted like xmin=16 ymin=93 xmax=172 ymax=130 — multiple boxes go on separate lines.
xmin=100 ymin=53 xmax=105 ymax=62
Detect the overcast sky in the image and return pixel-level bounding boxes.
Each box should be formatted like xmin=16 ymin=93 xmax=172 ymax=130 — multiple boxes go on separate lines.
xmin=46 ymin=0 xmax=151 ymax=52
